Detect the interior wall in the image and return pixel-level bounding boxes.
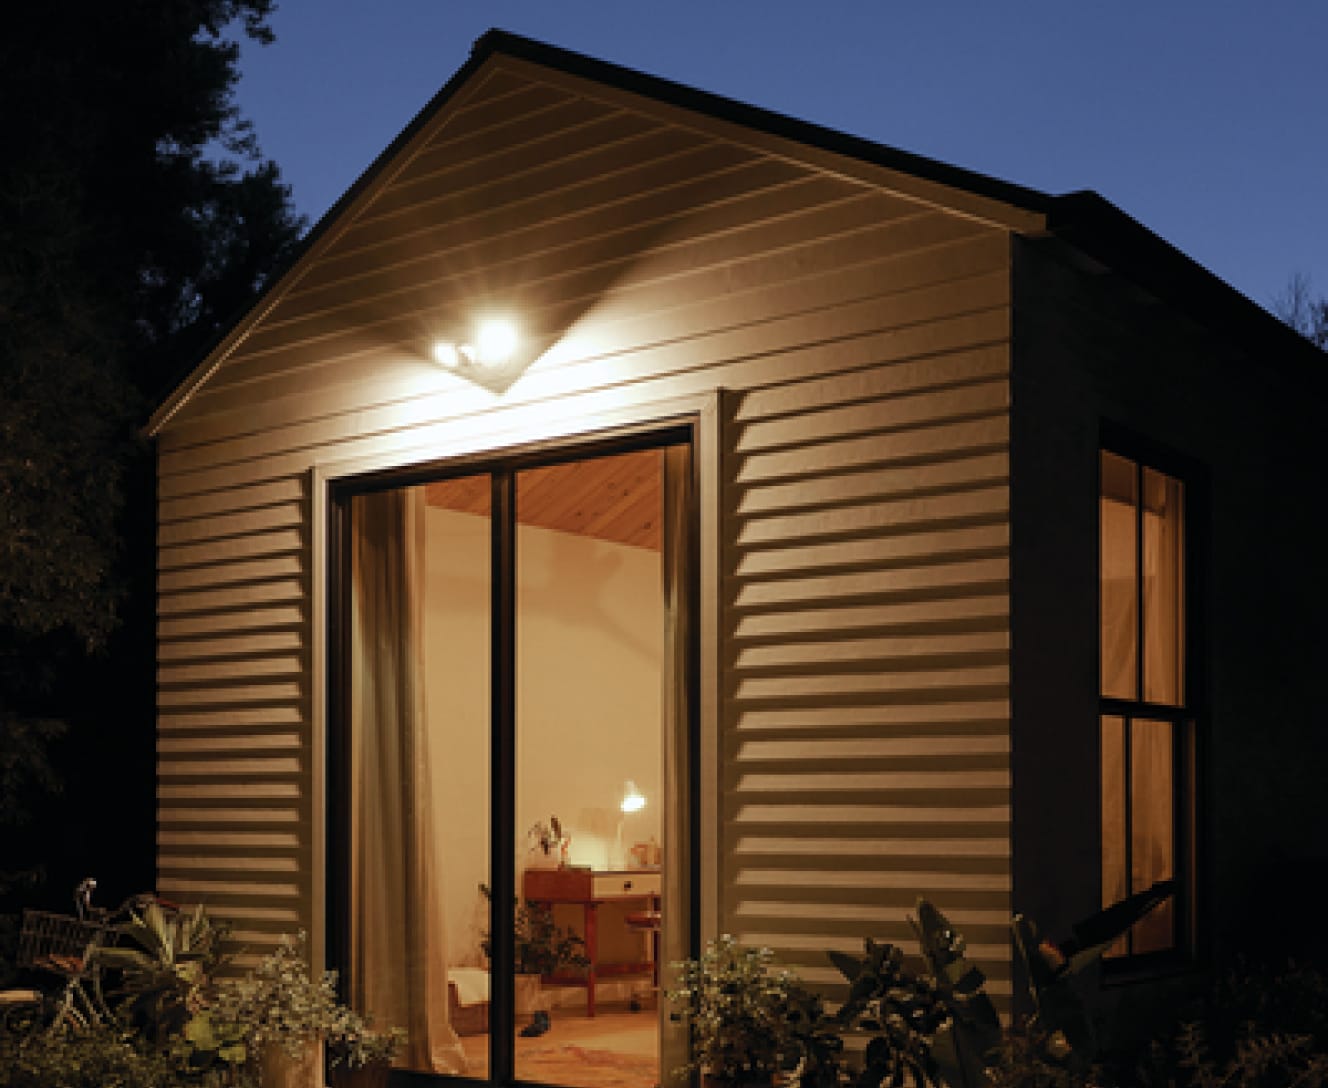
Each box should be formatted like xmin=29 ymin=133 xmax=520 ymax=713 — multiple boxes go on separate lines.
xmin=422 ymin=504 xmax=491 ymax=966
xmin=423 ymin=505 xmax=662 ymax=965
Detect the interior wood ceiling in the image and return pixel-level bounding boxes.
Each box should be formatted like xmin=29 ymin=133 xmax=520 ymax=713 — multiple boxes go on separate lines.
xmin=424 ymin=448 xmax=662 ymax=551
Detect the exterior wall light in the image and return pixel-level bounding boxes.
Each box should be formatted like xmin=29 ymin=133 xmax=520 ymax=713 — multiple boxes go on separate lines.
xmin=474 ymin=317 xmax=518 ymax=366
xmin=431 ymin=317 xmax=520 ymax=374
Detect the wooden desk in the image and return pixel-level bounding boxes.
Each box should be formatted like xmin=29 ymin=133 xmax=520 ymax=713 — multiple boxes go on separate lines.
xmin=523 ymin=867 xmax=661 ymax=1016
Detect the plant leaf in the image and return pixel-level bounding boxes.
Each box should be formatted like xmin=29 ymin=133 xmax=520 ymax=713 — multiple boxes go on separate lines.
xmin=1062 ymin=879 xmax=1175 ymax=968
xmin=827 ymin=949 xmax=865 ymax=982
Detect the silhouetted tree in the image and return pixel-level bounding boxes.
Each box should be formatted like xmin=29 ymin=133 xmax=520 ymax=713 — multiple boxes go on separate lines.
xmin=1273 ymin=273 xmax=1328 ymax=350
xmin=0 ymin=0 xmax=305 ymax=918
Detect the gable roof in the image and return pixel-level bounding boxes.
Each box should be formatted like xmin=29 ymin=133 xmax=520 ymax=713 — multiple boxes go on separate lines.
xmin=146 ymin=29 xmax=1322 ymax=435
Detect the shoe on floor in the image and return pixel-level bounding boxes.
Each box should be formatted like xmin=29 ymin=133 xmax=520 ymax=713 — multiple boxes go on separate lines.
xmin=520 ymin=1010 xmax=551 ymax=1037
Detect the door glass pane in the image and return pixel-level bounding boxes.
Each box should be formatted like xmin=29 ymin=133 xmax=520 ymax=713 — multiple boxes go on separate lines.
xmin=348 ymin=479 xmax=491 ymax=1078
xmin=1142 ymin=469 xmax=1185 ymax=706
xmin=1100 ymin=452 xmax=1138 ymax=699
xmin=1100 ymin=715 xmax=1127 ymax=958
xmin=514 ymin=450 xmax=665 ymax=1087
xmin=422 ymin=477 xmax=493 ymax=1078
xmin=1130 ymin=718 xmax=1174 ymax=954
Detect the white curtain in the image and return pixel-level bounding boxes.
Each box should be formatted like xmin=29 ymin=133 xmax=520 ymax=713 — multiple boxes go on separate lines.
xmin=350 ymin=488 xmax=467 ymax=1074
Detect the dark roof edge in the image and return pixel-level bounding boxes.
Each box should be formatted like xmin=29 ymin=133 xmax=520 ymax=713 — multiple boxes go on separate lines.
xmin=1046 ymin=190 xmax=1327 ymax=372
xmin=474 ymin=29 xmax=1053 ymax=218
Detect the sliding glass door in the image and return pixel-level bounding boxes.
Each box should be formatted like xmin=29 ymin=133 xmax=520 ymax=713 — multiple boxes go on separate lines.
xmin=333 ymin=429 xmax=694 ymax=1086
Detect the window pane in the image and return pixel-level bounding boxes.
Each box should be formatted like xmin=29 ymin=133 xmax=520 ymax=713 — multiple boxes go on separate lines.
xmin=1130 ymin=718 xmax=1174 ymax=954
xmin=1143 ymin=469 xmax=1185 ymax=706
xmin=1101 ymin=452 xmax=1138 ymax=700
xmin=1100 ymin=715 xmax=1128 ymax=958
xmin=515 ymin=451 xmax=664 ymax=1086
xmin=422 ymin=477 xmax=492 ymax=1078
xmin=350 ymin=481 xmax=490 ymax=1077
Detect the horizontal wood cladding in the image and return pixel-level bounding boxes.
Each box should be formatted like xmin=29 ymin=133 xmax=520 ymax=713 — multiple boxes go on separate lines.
xmin=722 ymin=339 xmax=1011 ymax=1002
xmin=159 ymin=291 xmax=1009 ymax=500
xmin=177 ymin=213 xmax=1002 ymax=441
xmin=155 ymin=466 xmax=312 ymax=944
xmin=155 ymin=67 xmax=1013 ymax=990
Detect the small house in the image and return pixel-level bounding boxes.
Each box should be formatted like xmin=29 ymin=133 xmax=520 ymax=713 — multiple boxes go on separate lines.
xmin=146 ymin=30 xmax=1327 ymax=1081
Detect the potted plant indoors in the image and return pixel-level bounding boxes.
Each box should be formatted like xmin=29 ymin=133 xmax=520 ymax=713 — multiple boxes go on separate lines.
xmin=479 ymin=884 xmax=588 ymax=1031
xmin=667 ymin=935 xmax=800 ymax=1087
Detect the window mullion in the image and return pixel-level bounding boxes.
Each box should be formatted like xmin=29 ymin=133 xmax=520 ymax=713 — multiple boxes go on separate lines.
xmin=489 ymin=470 xmax=516 ymax=1085
xmin=1134 ymin=462 xmax=1144 ymax=704
xmin=1122 ymin=711 xmax=1133 ymax=956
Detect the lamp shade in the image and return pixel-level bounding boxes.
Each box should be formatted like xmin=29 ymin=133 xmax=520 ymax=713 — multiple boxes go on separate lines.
xmin=620 ymin=780 xmax=646 ymax=814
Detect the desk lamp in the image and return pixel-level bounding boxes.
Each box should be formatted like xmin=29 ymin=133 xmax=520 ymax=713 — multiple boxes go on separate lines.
xmin=616 ymin=780 xmax=646 ymax=865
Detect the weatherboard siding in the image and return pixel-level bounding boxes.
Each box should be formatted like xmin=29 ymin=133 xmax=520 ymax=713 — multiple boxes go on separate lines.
xmin=724 ymin=349 xmax=1012 ymax=1001
xmin=155 ymin=61 xmax=1011 ymax=992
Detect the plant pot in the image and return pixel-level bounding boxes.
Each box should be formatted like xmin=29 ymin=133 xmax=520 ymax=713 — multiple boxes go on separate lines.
xmin=329 ymin=1061 xmax=391 ymax=1088
xmin=514 ymin=972 xmax=547 ymax=1016
xmin=260 ymin=1037 xmax=324 ymax=1088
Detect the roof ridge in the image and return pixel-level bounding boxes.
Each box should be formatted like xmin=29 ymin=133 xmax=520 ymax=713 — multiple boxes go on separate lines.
xmin=472 ymin=28 xmax=1053 ymax=218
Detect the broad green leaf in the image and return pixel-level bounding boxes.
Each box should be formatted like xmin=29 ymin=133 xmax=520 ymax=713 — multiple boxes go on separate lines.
xmin=91 ymin=947 xmax=153 ymax=970
xmin=185 ymin=1014 xmax=217 ymax=1049
xmin=827 ymin=949 xmax=865 ymax=982
xmin=219 ymin=1042 xmax=248 ymax=1064
xmin=1063 ymin=879 xmax=1175 ymax=969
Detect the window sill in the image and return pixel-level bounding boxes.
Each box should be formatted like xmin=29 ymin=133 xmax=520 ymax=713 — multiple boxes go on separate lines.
xmin=1099 ymin=950 xmax=1204 ymax=988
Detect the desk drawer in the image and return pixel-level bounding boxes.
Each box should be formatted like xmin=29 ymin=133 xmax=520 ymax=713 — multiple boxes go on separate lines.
xmin=592 ymin=872 xmax=661 ymax=898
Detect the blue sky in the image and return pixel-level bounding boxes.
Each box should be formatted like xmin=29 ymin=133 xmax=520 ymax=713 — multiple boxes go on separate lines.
xmin=234 ymin=1 xmax=1328 ymax=318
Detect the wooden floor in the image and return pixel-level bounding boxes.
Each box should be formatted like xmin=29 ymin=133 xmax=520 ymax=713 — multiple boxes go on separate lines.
xmin=458 ymin=1000 xmax=660 ymax=1084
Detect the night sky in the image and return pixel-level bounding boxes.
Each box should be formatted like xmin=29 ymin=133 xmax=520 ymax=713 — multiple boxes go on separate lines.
xmin=233 ymin=1 xmax=1328 ymax=321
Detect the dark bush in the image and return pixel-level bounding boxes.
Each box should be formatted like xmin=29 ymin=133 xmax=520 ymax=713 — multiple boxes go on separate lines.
xmin=0 ymin=1020 xmax=183 ymax=1088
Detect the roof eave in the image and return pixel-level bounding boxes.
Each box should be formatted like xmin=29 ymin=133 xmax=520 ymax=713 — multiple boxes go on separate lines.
xmin=143 ymin=35 xmax=499 ymax=437
xmin=1045 ymin=190 xmax=1328 ymax=376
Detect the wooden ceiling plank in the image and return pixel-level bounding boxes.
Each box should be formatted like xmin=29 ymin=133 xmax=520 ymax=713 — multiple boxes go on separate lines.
xmin=424 ymin=449 xmax=663 ymax=549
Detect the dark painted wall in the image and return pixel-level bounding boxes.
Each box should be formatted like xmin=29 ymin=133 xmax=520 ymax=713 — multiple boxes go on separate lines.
xmin=1010 ymin=236 xmax=1328 ymax=1039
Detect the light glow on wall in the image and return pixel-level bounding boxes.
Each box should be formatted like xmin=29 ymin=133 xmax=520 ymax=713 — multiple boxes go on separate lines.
xmin=431 ymin=316 xmax=519 ymax=369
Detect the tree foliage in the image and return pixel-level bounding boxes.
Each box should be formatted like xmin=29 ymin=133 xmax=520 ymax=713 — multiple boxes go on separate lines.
xmin=1273 ymin=273 xmax=1328 ymax=351
xmin=0 ymin=0 xmax=305 ymax=894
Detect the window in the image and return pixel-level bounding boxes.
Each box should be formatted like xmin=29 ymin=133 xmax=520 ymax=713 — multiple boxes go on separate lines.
xmin=330 ymin=430 xmax=696 ymax=1083
xmin=1099 ymin=447 xmax=1195 ymax=962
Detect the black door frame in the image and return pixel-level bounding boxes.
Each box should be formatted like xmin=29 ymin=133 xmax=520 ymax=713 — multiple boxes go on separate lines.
xmin=326 ymin=418 xmax=700 ymax=1085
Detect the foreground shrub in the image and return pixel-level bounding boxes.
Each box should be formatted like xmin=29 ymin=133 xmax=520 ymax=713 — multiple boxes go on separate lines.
xmin=1129 ymin=961 xmax=1328 ymax=1088
xmin=0 ymin=1020 xmax=182 ymax=1088
xmin=986 ymin=1020 xmax=1096 ymax=1088
xmin=1209 ymin=958 xmax=1328 ymax=1053
xmin=1140 ymin=1020 xmax=1328 ymax=1088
